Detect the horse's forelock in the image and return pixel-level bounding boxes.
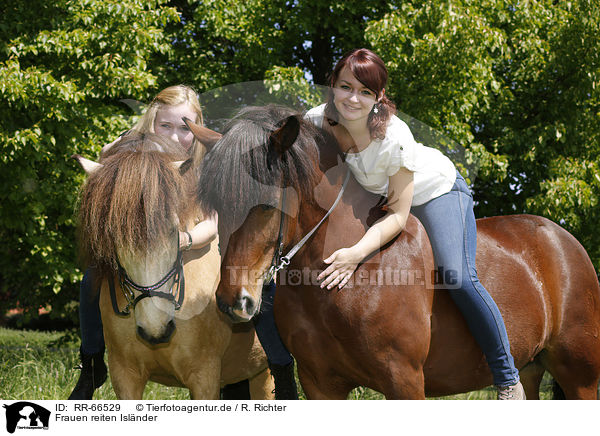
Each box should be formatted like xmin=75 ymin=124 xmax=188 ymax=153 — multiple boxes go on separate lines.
xmin=79 ymin=145 xmax=194 ymax=269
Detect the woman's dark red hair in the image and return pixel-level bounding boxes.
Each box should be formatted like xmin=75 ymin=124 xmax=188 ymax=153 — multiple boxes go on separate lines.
xmin=324 ymin=48 xmax=396 ymax=140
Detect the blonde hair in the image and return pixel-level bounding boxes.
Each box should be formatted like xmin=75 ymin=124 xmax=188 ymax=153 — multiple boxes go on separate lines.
xmin=131 ymin=85 xmax=205 ymax=160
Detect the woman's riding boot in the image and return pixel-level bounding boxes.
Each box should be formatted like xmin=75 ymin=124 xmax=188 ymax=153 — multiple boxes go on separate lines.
xmin=269 ymin=361 xmax=299 ymax=400
xmin=68 ymin=347 xmax=108 ymax=400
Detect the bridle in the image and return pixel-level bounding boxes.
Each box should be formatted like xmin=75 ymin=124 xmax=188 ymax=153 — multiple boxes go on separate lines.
xmin=108 ymin=233 xmax=186 ymax=316
xmin=263 ymin=169 xmax=350 ymax=284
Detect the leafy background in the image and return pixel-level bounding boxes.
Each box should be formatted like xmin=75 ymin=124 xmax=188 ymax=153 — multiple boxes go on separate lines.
xmin=1 ymin=0 xmax=598 ymax=322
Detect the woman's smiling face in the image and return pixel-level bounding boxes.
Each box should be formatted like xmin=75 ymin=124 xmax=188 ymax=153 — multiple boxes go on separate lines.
xmin=153 ymin=103 xmax=197 ymax=150
xmin=333 ymin=66 xmax=378 ymax=123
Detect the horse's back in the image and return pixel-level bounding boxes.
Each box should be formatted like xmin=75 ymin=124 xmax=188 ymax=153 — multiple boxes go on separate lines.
xmin=476 ymin=214 xmax=600 ymax=340
xmin=425 ymin=214 xmax=600 ymax=396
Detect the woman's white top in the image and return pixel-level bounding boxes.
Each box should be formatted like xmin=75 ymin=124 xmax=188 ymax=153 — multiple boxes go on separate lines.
xmin=305 ymin=104 xmax=456 ymax=206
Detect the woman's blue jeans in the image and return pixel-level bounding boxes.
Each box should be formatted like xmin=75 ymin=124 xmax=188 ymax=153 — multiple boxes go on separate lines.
xmin=253 ymin=281 xmax=294 ymax=366
xmin=79 ymin=266 xmax=105 ymax=355
xmin=411 ymin=172 xmax=519 ymax=387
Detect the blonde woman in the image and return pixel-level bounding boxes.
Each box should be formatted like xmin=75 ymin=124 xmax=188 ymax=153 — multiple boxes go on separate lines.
xmin=69 ymin=85 xmax=218 ymax=399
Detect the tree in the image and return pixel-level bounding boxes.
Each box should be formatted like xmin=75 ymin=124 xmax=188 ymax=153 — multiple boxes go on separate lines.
xmin=366 ymin=0 xmax=600 ymax=273
xmin=0 ymin=0 xmax=179 ymax=322
xmin=162 ymin=0 xmax=394 ymax=88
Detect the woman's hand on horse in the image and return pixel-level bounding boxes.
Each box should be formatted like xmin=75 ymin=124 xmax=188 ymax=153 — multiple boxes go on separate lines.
xmin=318 ymin=247 xmax=362 ymax=290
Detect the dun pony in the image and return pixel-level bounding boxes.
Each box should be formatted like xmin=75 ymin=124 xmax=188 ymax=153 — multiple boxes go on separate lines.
xmin=75 ymin=132 xmax=273 ymax=399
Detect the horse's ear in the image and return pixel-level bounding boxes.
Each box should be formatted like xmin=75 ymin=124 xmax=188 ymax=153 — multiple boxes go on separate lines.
xmin=172 ymin=157 xmax=193 ymax=175
xmin=72 ymin=154 xmax=103 ymax=175
xmin=183 ymin=117 xmax=222 ymax=150
xmin=270 ymin=115 xmax=300 ymax=155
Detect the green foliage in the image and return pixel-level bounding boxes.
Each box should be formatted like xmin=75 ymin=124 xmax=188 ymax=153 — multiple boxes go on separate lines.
xmin=0 ymin=0 xmax=179 ymax=320
xmin=161 ymin=0 xmax=289 ymax=89
xmin=0 ymin=327 xmax=193 ymax=399
xmin=367 ymin=0 xmax=600 ymax=273
xmin=366 ymin=0 xmax=511 ymax=181
xmin=264 ymin=66 xmax=324 ymax=110
xmin=163 ymin=0 xmax=394 ymax=88
xmin=262 ymin=0 xmax=394 ymax=84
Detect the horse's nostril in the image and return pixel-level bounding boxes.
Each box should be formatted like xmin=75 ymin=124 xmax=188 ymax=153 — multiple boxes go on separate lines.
xmin=163 ymin=320 xmax=176 ymax=341
xmin=216 ymin=294 xmax=232 ymax=315
xmin=242 ymin=295 xmax=255 ymax=314
xmin=217 ymin=289 xmax=259 ymax=321
xmin=137 ymin=326 xmax=151 ymax=343
xmin=166 ymin=319 xmax=175 ymax=332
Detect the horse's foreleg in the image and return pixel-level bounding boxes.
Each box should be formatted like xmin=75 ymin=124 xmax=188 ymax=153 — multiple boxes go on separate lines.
xmin=248 ymin=368 xmax=275 ymax=400
xmin=109 ymin=365 xmax=147 ymax=400
xmin=519 ymin=359 xmax=545 ymax=400
xmin=296 ymin=366 xmax=353 ymax=400
xmin=381 ymin=366 xmax=426 ymax=400
xmin=183 ymin=360 xmax=222 ymax=400
xmin=189 ymin=382 xmax=220 ymax=400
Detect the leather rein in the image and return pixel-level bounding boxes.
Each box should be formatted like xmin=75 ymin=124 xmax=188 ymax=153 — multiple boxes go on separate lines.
xmin=263 ymin=169 xmax=350 ymax=284
xmin=108 ymin=235 xmax=185 ymax=316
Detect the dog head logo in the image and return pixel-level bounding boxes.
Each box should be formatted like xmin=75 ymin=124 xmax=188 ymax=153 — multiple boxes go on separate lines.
xmin=3 ymin=402 xmax=50 ymax=433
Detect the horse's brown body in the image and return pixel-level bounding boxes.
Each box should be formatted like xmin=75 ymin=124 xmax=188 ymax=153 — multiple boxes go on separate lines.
xmin=269 ymin=170 xmax=600 ymax=399
xmin=425 ymin=215 xmax=600 ymax=399
xmin=202 ymin=107 xmax=600 ymax=399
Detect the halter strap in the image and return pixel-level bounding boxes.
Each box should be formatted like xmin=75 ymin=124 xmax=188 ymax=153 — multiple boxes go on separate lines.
xmin=263 ymin=169 xmax=350 ymax=283
xmin=108 ymin=235 xmax=186 ymax=316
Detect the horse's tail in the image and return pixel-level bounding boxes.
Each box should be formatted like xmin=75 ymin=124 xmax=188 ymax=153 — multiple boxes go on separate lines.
xmin=551 ymin=378 xmax=566 ymax=400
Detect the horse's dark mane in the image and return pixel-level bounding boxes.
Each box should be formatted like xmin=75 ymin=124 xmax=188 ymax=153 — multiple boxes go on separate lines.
xmin=197 ymin=105 xmax=326 ymax=230
xmin=78 ymin=133 xmax=198 ymax=271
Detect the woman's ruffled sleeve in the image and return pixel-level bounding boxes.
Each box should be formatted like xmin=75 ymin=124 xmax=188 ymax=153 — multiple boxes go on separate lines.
xmin=385 ymin=118 xmax=419 ymax=176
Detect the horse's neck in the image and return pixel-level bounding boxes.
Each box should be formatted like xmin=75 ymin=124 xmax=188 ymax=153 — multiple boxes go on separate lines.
xmin=294 ymin=160 xmax=386 ymax=266
xmin=316 ymin=127 xmax=345 ymax=174
xmin=286 ymin=132 xmax=382 ymax=263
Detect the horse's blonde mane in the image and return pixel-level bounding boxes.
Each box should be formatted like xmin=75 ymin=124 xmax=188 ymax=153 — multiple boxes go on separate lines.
xmin=78 ymin=133 xmax=198 ymax=271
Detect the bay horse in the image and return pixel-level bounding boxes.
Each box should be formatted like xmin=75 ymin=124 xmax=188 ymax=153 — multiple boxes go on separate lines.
xmin=75 ymin=132 xmax=273 ymax=399
xmin=193 ymin=105 xmax=600 ymax=399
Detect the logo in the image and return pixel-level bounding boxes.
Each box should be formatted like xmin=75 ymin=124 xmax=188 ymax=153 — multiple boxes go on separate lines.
xmin=3 ymin=402 xmax=50 ymax=434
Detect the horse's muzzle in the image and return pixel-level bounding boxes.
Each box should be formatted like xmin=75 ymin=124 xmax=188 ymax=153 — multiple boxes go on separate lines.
xmin=136 ymin=319 xmax=176 ymax=345
xmin=216 ymin=288 xmax=260 ymax=323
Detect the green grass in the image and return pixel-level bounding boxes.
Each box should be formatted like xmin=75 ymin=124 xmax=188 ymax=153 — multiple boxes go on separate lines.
xmin=0 ymin=327 xmax=556 ymax=400
xmin=347 ymin=377 xmax=557 ymax=400
xmin=0 ymin=327 xmax=192 ymax=400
